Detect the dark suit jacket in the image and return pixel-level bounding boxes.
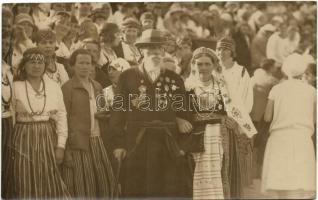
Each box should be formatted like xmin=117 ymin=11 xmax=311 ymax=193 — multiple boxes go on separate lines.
xmin=61 ymin=77 xmax=103 ymax=151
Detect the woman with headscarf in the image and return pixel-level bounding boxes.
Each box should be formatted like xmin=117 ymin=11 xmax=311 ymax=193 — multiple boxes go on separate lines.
xmin=185 ymin=47 xmax=256 ymax=199
xmin=35 ymin=28 xmax=69 ymax=86
xmin=61 ymin=49 xmax=118 ymax=198
xmin=12 ymin=13 xmax=36 ymax=75
xmin=6 ymin=47 xmax=70 ymax=198
xmin=261 ymin=53 xmax=316 ymax=199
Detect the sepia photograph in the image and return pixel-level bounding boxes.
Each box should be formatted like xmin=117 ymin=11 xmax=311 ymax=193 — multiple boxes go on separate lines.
xmin=1 ymin=1 xmax=317 ymax=199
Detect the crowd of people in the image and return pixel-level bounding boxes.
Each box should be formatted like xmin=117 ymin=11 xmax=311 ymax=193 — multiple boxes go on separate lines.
xmin=1 ymin=2 xmax=316 ymax=199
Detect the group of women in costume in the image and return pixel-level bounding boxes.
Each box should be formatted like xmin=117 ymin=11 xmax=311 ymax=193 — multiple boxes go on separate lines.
xmin=2 ymin=29 xmax=316 ymax=200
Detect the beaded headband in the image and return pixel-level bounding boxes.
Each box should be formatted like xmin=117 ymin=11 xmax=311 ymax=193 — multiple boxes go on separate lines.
xmin=192 ymin=47 xmax=218 ymax=63
xmin=216 ymin=37 xmax=235 ymax=52
xmin=25 ymin=53 xmax=45 ymax=62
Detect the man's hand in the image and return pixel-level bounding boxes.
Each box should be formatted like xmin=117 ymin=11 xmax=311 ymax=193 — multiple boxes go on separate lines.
xmin=225 ymin=116 xmax=237 ymax=129
xmin=176 ymin=117 xmax=193 ymax=134
xmin=113 ymin=148 xmax=127 ymax=162
xmin=55 ymin=147 xmax=65 ymax=165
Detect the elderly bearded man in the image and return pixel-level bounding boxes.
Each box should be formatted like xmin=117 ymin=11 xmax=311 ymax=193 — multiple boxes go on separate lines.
xmin=109 ymin=29 xmax=193 ymax=198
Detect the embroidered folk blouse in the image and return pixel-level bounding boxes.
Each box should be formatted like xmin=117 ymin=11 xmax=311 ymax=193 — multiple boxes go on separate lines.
xmin=12 ymin=79 xmax=68 ymax=148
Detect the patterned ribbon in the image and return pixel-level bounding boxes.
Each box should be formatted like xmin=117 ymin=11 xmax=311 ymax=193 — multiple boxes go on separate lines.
xmin=214 ymin=72 xmax=257 ymax=138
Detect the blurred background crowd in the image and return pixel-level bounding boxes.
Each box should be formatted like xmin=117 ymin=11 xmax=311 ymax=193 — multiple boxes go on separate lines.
xmin=2 ymin=2 xmax=316 ymax=78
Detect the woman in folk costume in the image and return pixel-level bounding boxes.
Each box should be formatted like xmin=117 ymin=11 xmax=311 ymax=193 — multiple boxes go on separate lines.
xmin=6 ymin=47 xmax=70 ymax=198
xmin=261 ymin=53 xmax=316 ymax=199
xmin=2 ymin=31 xmax=15 ymax=198
xmin=61 ymin=49 xmax=118 ymax=198
xmin=35 ymin=28 xmax=69 ymax=86
xmin=185 ymin=47 xmax=256 ymax=199
xmin=216 ymin=36 xmax=255 ymax=188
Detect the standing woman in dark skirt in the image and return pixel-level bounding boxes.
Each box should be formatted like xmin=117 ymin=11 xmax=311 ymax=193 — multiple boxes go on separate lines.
xmin=2 ymin=30 xmax=14 ymax=198
xmin=61 ymin=49 xmax=118 ymax=198
xmin=6 ymin=47 xmax=70 ymax=199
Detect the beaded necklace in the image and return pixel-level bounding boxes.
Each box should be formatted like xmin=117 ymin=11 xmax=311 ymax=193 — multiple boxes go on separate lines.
xmin=25 ymin=79 xmax=47 ymax=116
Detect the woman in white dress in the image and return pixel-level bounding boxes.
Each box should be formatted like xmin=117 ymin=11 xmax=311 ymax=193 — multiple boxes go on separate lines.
xmin=261 ymin=53 xmax=316 ymax=199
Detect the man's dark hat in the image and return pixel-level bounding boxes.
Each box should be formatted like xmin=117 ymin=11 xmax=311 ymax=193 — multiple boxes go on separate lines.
xmin=135 ymin=29 xmax=164 ymax=48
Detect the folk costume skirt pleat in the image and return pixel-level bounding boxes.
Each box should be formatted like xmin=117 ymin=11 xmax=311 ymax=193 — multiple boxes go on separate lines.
xmin=192 ymin=124 xmax=225 ymax=200
xmin=5 ymin=121 xmax=70 ymax=199
xmin=2 ymin=117 xmax=14 ymax=198
xmin=192 ymin=122 xmax=242 ymax=199
xmin=62 ymin=136 xmax=118 ymax=199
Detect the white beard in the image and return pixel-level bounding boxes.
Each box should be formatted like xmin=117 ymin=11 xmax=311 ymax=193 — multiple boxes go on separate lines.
xmin=144 ymin=57 xmax=162 ymax=71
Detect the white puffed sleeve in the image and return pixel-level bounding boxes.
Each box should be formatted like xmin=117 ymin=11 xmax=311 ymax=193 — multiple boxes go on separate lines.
xmin=57 ymin=63 xmax=69 ymax=86
xmin=53 ymin=85 xmax=68 ymax=149
xmin=241 ymin=72 xmax=254 ymax=114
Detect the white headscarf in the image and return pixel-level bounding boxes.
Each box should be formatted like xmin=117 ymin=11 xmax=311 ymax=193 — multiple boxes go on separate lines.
xmin=282 ymin=53 xmax=311 ymax=78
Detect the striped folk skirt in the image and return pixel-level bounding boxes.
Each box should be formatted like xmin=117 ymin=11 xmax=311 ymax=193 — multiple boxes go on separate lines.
xmin=2 ymin=117 xmax=14 ymax=198
xmin=192 ymin=123 xmax=242 ymax=199
xmin=5 ymin=120 xmax=70 ymax=199
xmin=61 ymin=136 xmax=118 ymax=199
xmin=192 ymin=123 xmax=224 ymax=200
